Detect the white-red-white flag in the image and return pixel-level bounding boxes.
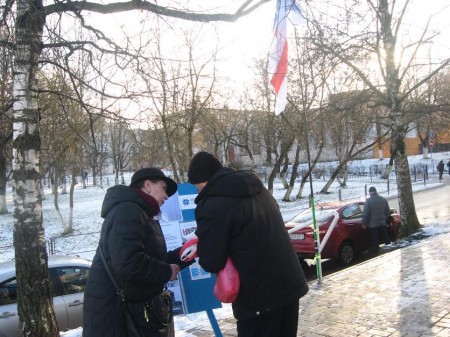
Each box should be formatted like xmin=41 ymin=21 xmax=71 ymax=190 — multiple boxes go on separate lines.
xmin=268 ymin=0 xmax=304 ymax=115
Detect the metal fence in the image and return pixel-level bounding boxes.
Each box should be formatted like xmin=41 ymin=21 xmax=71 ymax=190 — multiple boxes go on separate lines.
xmin=264 ymin=163 xmax=432 ymax=184
xmin=47 ymin=231 xmax=100 ymax=257
xmin=0 ymin=232 xmax=100 ymax=261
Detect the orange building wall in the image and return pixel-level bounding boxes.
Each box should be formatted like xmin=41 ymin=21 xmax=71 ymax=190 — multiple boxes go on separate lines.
xmin=373 ymin=138 xmax=421 ymax=158
xmin=373 ymin=128 xmax=450 ymax=158
xmin=436 ymin=129 xmax=450 ymax=143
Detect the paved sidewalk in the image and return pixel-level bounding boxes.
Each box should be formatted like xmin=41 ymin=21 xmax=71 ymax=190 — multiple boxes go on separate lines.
xmin=186 ymin=232 xmax=450 ymax=337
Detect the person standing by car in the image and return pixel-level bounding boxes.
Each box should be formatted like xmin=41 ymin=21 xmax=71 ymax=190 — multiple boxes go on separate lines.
xmin=187 ymin=151 xmax=309 ymax=337
xmin=437 ymin=160 xmax=445 ymax=180
xmin=83 ymin=168 xmax=192 ymax=337
xmin=362 ymin=186 xmax=390 ymax=256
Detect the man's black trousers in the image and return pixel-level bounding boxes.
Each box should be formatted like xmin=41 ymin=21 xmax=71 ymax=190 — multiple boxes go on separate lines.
xmin=236 ymin=300 xmax=299 ymax=337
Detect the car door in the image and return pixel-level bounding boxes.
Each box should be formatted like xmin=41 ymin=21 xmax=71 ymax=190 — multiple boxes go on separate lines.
xmin=340 ymin=203 xmax=369 ymax=251
xmin=0 ymin=274 xmax=68 ymax=337
xmin=51 ymin=266 xmax=90 ymax=330
xmin=0 ymin=275 xmax=19 ymax=337
xmin=49 ymin=268 xmax=71 ymax=331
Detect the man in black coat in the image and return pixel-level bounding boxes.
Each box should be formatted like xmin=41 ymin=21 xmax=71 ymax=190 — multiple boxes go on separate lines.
xmin=187 ymin=152 xmax=309 ymax=337
xmin=362 ymin=186 xmax=390 ymax=256
xmin=83 ymin=168 xmax=192 ymax=337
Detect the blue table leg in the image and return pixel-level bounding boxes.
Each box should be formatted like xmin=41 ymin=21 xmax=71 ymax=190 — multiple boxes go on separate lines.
xmin=206 ymin=309 xmax=223 ymax=337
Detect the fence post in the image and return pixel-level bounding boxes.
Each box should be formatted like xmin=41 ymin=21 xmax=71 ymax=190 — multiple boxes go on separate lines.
xmin=414 ymin=166 xmax=417 ymax=182
xmin=48 ymin=238 xmax=55 ymax=255
xmin=369 ymin=166 xmax=372 ymax=183
xmin=339 ymin=189 xmax=342 ymax=201
xmin=424 ymin=172 xmax=426 ymax=186
xmin=387 ymin=179 xmax=390 ymax=195
xmin=364 ymin=184 xmax=368 ymax=196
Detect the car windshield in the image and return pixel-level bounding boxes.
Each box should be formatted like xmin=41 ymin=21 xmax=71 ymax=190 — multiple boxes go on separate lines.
xmin=289 ymin=207 xmax=336 ymax=224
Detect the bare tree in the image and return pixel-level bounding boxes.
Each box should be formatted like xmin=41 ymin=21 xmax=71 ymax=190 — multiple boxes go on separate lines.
xmin=202 ymin=107 xmax=264 ymax=168
xmin=136 ymin=23 xmax=220 ymax=180
xmin=284 ymin=27 xmax=337 ymax=201
xmin=266 ymin=109 xmax=297 ymax=193
xmin=319 ymin=90 xmax=376 ymax=192
xmin=201 ymin=107 xmax=237 ymax=161
xmin=39 ymin=80 xmax=71 ymax=233
xmin=128 ymin=126 xmax=168 ymax=170
xmin=248 ymin=58 xmax=278 ymax=165
xmin=110 ymin=120 xmax=134 ymax=184
xmin=3 ymin=1 xmax=270 ymax=335
xmin=408 ymin=69 xmax=450 ymax=158
xmin=307 ymin=0 xmax=450 ymax=234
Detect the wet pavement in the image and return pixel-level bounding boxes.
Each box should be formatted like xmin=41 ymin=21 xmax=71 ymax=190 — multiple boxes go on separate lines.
xmin=185 ymin=232 xmax=450 ymax=337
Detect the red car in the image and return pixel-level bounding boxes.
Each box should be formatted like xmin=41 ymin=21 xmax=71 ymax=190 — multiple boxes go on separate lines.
xmin=285 ymin=200 xmax=401 ymax=266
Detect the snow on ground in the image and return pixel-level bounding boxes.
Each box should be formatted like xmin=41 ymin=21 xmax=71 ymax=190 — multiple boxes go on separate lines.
xmin=1 ymin=152 xmax=449 ymax=337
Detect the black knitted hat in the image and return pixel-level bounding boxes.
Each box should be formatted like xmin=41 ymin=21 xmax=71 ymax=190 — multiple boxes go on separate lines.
xmin=368 ymin=186 xmax=377 ymax=193
xmin=188 ymin=152 xmax=223 ymax=184
xmin=130 ymin=167 xmax=177 ymax=196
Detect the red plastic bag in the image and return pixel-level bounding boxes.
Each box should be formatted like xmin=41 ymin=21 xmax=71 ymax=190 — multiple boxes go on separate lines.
xmin=213 ymin=258 xmax=240 ymax=303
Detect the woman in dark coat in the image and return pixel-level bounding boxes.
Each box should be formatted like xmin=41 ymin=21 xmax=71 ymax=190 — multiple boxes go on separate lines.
xmin=83 ymin=168 xmax=191 ymax=337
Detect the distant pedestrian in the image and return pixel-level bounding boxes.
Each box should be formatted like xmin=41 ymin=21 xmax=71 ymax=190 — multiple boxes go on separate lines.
xmin=447 ymin=159 xmax=450 ymax=175
xmin=362 ymin=186 xmax=390 ymax=256
xmin=437 ymin=160 xmax=445 ymax=180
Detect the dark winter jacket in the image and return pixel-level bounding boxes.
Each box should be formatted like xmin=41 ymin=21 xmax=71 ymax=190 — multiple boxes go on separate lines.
xmin=437 ymin=161 xmax=444 ymax=172
xmin=83 ymin=185 xmax=190 ymax=337
xmin=362 ymin=192 xmax=390 ymax=228
xmin=194 ymin=168 xmax=309 ymax=321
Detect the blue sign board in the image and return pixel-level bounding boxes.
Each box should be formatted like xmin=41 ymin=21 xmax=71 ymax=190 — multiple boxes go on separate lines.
xmin=161 ymin=183 xmax=221 ymax=315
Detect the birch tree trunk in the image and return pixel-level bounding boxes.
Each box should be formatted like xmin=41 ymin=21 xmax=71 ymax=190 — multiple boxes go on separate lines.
xmin=0 ymin=152 xmax=7 ymax=214
xmin=391 ymin=124 xmax=420 ymax=234
xmin=12 ymin=1 xmax=59 ymax=336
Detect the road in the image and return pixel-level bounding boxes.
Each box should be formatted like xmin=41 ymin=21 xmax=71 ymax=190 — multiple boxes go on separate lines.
xmin=387 ymin=180 xmax=450 ymax=225
xmin=303 ymin=180 xmax=450 ymax=280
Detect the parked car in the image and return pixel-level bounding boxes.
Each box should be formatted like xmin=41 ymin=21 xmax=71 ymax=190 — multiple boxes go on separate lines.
xmin=0 ymin=255 xmax=91 ymax=337
xmin=285 ymin=200 xmax=401 ymax=266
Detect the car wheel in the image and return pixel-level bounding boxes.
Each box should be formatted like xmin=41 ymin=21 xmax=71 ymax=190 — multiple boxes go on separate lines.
xmin=338 ymin=241 xmax=355 ymax=266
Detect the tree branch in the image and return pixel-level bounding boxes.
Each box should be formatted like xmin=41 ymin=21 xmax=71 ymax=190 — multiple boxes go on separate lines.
xmin=40 ymin=0 xmax=271 ymax=23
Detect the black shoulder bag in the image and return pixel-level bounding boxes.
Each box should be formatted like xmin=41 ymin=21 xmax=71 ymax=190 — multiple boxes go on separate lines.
xmin=99 ymin=247 xmax=173 ymax=337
